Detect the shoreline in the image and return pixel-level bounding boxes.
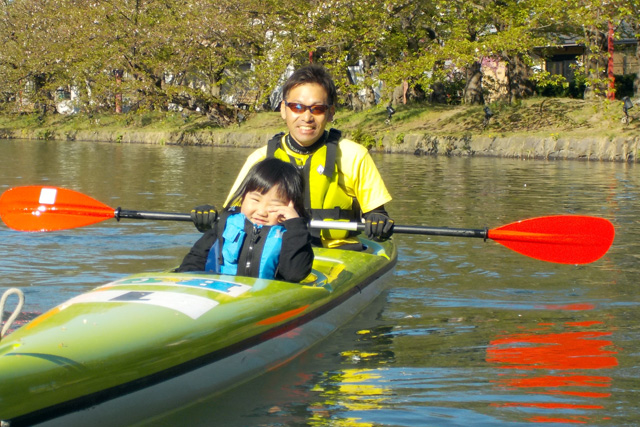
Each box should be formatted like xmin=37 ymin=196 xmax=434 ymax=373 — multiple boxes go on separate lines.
xmin=2 ymin=127 xmax=638 ymax=163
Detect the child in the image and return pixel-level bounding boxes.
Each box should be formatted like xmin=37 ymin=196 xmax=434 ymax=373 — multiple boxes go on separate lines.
xmin=177 ymin=158 xmax=313 ymax=283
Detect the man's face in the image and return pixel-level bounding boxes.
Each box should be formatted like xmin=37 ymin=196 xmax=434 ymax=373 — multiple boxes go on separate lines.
xmin=280 ymin=83 xmax=335 ymax=147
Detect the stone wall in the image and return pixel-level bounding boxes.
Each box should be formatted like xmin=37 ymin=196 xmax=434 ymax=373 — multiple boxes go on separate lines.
xmin=3 ymin=127 xmax=639 ymax=162
xmin=381 ymin=133 xmax=640 ymax=162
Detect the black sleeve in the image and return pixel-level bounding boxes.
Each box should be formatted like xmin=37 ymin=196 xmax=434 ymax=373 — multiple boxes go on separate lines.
xmin=176 ymin=228 xmax=219 ymax=272
xmin=363 ymin=204 xmax=389 ymax=216
xmin=276 ymin=217 xmax=314 ymax=283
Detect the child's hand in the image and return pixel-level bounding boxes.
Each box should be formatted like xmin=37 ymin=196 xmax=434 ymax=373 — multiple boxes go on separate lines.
xmin=268 ymin=201 xmax=299 ymax=224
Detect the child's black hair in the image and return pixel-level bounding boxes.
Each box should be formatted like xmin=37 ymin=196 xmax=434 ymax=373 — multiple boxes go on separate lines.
xmin=228 ymin=158 xmax=307 ymax=219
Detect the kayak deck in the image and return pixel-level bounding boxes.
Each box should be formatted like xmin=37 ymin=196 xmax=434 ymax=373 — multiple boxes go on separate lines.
xmin=0 ymin=238 xmax=396 ymax=426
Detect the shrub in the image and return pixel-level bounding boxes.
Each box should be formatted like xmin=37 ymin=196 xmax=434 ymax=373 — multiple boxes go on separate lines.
xmin=351 ymin=128 xmax=377 ymax=149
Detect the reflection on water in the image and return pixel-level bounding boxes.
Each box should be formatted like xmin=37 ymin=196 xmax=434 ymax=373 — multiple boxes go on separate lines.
xmin=307 ymin=369 xmax=393 ymax=427
xmin=487 ymin=313 xmax=617 ymax=424
xmin=1 ymin=140 xmax=640 ymax=426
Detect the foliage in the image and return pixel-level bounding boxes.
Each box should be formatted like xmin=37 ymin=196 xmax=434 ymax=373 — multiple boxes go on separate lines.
xmin=349 ymin=128 xmax=377 ymax=149
xmin=0 ymin=0 xmax=638 ymax=117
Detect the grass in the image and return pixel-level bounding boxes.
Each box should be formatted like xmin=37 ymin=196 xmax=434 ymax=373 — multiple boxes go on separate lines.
xmin=333 ymin=97 xmax=639 ymax=141
xmin=1 ymin=97 xmax=638 ymax=142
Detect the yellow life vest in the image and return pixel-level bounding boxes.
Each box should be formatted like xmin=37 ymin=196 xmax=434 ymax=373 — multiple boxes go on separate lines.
xmin=266 ymin=129 xmax=360 ymax=241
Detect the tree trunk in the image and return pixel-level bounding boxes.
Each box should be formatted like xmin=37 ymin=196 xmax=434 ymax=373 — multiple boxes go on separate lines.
xmin=430 ymin=61 xmax=447 ymax=104
xmin=583 ymin=28 xmax=608 ymax=99
xmin=115 ymin=70 xmax=123 ymax=114
xmin=463 ymin=61 xmax=484 ymax=105
xmin=430 ymin=82 xmax=447 ymax=103
xmin=407 ymin=84 xmax=426 ymax=103
xmin=343 ymin=56 xmax=380 ymax=110
xmin=607 ymin=21 xmax=615 ymax=100
xmin=506 ymin=54 xmax=533 ymax=103
xmin=635 ymin=29 xmax=640 ymax=98
xmin=360 ymin=57 xmax=376 ymax=109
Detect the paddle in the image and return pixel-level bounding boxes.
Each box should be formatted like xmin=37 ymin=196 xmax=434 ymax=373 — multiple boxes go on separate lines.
xmin=0 ymin=186 xmax=614 ymax=264
xmin=311 ymin=218 xmax=614 ymax=265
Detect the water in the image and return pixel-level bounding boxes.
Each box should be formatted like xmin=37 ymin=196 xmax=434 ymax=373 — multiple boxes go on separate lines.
xmin=1 ymin=139 xmax=638 ymax=426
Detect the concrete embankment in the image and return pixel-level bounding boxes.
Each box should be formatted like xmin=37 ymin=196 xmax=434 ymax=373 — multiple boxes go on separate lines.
xmin=3 ymin=128 xmax=639 ymax=162
xmin=382 ymin=133 xmax=640 ymax=162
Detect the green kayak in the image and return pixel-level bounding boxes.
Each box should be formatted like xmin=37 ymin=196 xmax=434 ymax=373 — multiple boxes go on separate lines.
xmin=0 ymin=237 xmax=396 ymax=426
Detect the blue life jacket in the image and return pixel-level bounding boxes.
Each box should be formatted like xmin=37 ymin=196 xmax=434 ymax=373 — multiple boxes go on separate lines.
xmin=204 ymin=212 xmax=285 ymax=279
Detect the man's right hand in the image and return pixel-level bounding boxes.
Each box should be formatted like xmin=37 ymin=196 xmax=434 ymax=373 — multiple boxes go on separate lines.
xmin=363 ymin=211 xmax=394 ymax=240
xmin=191 ymin=204 xmax=218 ymax=232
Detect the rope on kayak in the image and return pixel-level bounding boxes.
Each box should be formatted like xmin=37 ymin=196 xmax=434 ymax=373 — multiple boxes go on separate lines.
xmin=1 ymin=287 xmax=25 ymax=340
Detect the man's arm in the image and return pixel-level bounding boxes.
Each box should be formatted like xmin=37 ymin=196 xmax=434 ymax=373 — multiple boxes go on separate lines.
xmin=337 ymin=139 xmax=392 ymax=213
xmin=223 ymin=147 xmax=268 ymax=208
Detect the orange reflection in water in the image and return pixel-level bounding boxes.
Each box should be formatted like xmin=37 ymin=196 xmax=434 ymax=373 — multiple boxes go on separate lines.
xmin=486 ymin=309 xmax=618 ymax=424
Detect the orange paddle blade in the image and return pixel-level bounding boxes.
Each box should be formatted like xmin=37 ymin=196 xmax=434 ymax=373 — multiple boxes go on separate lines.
xmin=0 ymin=186 xmax=115 ymax=232
xmin=488 ymin=215 xmax=615 ymax=264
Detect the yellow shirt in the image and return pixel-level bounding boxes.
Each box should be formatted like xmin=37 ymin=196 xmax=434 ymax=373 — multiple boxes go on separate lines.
xmin=225 ymin=136 xmax=392 ymax=212
xmin=224 ymin=135 xmax=392 ymax=247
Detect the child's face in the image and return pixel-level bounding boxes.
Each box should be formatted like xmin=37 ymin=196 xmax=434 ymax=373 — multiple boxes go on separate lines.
xmin=241 ymin=185 xmax=294 ymax=226
xmin=280 ymin=83 xmax=335 ymax=147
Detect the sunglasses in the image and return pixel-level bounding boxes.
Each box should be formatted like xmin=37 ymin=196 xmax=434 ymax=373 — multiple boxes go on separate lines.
xmin=284 ymin=101 xmax=331 ymax=116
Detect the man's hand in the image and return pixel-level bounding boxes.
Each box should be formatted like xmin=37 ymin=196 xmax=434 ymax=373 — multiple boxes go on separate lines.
xmin=191 ymin=204 xmax=218 ymax=232
xmin=363 ymin=211 xmax=394 ymax=240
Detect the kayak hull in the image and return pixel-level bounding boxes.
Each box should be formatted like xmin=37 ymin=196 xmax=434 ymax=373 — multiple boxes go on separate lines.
xmin=0 ymin=238 xmax=396 ymax=426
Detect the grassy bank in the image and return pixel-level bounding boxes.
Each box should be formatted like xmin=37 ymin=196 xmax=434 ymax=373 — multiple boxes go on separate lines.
xmin=331 ymin=97 xmax=639 ymax=143
xmin=0 ymin=97 xmax=638 ymax=145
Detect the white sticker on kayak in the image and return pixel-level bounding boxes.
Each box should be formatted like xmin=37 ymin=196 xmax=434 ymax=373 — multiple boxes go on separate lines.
xmin=39 ymin=188 xmax=58 ymax=204
xmin=61 ymin=290 xmax=218 ymax=319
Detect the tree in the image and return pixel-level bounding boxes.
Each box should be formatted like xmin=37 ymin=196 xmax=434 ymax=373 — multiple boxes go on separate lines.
xmin=0 ymin=0 xmax=637 ymax=115
xmin=558 ymin=0 xmax=637 ymax=99
xmin=622 ymin=0 xmax=640 ymax=97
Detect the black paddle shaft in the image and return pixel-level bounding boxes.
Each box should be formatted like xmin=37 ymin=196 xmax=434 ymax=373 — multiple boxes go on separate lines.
xmin=115 ymin=208 xmax=192 ymax=222
xmin=392 ymin=224 xmax=488 ymax=239
xmin=113 ymin=210 xmax=489 ymax=240
xmin=312 ymin=220 xmax=489 ymax=239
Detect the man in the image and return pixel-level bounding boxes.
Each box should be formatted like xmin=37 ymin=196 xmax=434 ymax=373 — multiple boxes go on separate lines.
xmin=224 ymin=64 xmax=393 ymax=250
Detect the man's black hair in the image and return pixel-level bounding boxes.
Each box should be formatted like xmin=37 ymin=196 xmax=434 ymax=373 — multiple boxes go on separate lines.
xmin=282 ymin=64 xmax=337 ymax=107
